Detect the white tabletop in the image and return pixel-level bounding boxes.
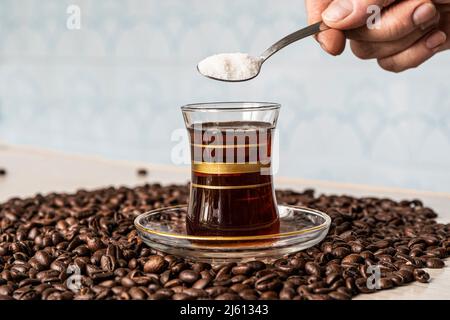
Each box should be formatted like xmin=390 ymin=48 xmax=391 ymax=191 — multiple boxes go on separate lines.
xmin=0 ymin=143 xmax=449 ymax=300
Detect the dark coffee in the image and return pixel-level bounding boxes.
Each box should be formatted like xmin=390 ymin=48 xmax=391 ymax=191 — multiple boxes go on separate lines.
xmin=186 ymin=121 xmax=279 ymax=237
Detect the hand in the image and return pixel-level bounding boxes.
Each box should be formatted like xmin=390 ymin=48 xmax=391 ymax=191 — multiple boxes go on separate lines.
xmin=305 ymin=0 xmax=449 ymax=72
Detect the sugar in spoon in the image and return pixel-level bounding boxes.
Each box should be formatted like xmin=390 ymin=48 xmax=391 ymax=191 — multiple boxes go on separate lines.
xmin=197 ymin=21 xmax=329 ymax=82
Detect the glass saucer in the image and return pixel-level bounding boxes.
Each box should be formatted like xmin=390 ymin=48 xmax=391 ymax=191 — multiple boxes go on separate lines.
xmin=134 ymin=205 xmax=331 ymax=263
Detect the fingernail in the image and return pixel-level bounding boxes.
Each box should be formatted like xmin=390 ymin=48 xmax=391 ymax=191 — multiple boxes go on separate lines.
xmin=322 ymin=0 xmax=354 ymax=22
xmin=413 ymin=3 xmax=436 ymax=26
xmin=420 ymin=12 xmax=440 ymax=30
xmin=425 ymin=30 xmax=447 ymax=49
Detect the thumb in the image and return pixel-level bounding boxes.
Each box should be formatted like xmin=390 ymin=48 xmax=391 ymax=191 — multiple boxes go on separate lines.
xmin=322 ymin=0 xmax=393 ymax=29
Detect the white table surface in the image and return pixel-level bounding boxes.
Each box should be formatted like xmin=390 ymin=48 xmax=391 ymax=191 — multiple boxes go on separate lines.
xmin=0 ymin=143 xmax=449 ymax=300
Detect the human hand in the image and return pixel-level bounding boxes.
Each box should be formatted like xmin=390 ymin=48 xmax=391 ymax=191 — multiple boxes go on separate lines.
xmin=305 ymin=0 xmax=449 ymax=72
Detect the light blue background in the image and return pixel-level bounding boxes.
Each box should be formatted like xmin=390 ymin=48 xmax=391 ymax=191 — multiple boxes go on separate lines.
xmin=0 ymin=0 xmax=449 ymax=192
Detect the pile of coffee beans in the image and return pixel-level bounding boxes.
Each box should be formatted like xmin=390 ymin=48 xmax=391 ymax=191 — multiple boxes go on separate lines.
xmin=0 ymin=184 xmax=448 ymax=300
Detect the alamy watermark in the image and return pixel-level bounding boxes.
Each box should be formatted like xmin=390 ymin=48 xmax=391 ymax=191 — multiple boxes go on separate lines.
xmin=366 ymin=265 xmax=382 ymax=290
xmin=367 ymin=5 xmax=382 ymax=30
xmin=66 ymin=264 xmax=82 ymax=293
xmin=66 ymin=4 xmax=81 ymax=30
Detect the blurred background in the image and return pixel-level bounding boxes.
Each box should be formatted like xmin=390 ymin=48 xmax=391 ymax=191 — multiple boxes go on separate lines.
xmin=0 ymin=0 xmax=449 ymax=192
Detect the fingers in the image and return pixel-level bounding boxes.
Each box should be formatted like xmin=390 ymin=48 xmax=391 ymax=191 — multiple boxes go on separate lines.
xmin=350 ymin=22 xmax=440 ymax=59
xmin=378 ymin=30 xmax=447 ymax=72
xmin=321 ymin=0 xmax=392 ymax=30
xmin=346 ymin=0 xmax=438 ymax=42
xmin=305 ymin=0 xmax=346 ymax=55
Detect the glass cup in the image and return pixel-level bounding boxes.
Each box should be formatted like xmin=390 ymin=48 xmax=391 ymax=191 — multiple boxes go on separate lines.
xmin=181 ymin=102 xmax=281 ymax=237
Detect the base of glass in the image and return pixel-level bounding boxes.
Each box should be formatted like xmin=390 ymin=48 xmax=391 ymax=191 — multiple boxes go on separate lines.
xmin=134 ymin=205 xmax=331 ymax=263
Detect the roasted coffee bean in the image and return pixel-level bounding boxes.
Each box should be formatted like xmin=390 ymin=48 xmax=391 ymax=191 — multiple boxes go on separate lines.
xmin=239 ymin=289 xmax=259 ymax=300
xmin=144 ymin=255 xmax=167 ymax=274
xmin=230 ymin=283 xmax=249 ymax=293
xmin=100 ymin=255 xmax=115 ymax=272
xmin=231 ymin=265 xmax=252 ymax=275
xmin=305 ymin=262 xmax=321 ymax=277
xmin=172 ymin=293 xmax=193 ymax=300
xmin=397 ymin=269 xmax=414 ymax=283
xmin=246 ymin=260 xmax=266 ymax=271
xmin=379 ymin=278 xmax=394 ymax=289
xmin=183 ymin=288 xmax=208 ymax=298
xmin=179 ymin=270 xmax=199 ymax=284
xmin=332 ymin=246 xmax=351 ymax=258
xmin=414 ymin=269 xmax=430 ymax=283
xmin=231 ymin=274 xmax=247 ymax=283
xmin=342 ymin=254 xmax=363 ymax=265
xmin=426 ymin=258 xmax=445 ymax=268
xmin=205 ymin=286 xmax=231 ymax=297
xmin=164 ymin=279 xmax=183 ymax=288
xmin=329 ymin=290 xmax=351 ymax=300
xmin=325 ymin=272 xmax=341 ymax=285
xmin=34 ymin=251 xmax=52 ymax=268
xmin=279 ymin=287 xmax=295 ymax=300
xmin=192 ymin=278 xmax=211 ymax=290
xmin=128 ymin=287 xmax=146 ymax=300
xmin=215 ymin=293 xmax=240 ymax=300
xmin=137 ymin=168 xmax=148 ymax=176
xmin=260 ymin=291 xmax=278 ymax=300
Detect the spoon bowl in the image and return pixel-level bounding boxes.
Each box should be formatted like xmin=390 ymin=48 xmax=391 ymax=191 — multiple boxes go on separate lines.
xmin=197 ymin=21 xmax=328 ymax=82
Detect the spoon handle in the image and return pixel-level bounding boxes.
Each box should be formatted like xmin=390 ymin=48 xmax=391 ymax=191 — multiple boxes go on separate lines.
xmin=261 ymin=21 xmax=329 ymax=60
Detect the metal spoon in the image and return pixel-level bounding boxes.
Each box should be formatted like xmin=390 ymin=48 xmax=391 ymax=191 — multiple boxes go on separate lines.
xmin=197 ymin=21 xmax=329 ymax=82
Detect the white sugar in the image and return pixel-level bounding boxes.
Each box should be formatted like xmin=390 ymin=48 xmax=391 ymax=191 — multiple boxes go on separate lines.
xmin=198 ymin=53 xmax=262 ymax=81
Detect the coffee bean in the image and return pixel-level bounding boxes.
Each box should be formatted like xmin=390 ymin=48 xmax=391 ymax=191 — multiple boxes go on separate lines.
xmin=414 ymin=269 xmax=430 ymax=283
xmin=305 ymin=262 xmax=321 ymax=277
xmin=426 ymin=258 xmax=445 ymax=268
xmin=246 ymin=260 xmax=266 ymax=271
xmin=215 ymin=293 xmax=240 ymax=300
xmin=137 ymin=168 xmax=148 ymax=176
xmin=332 ymin=246 xmax=351 ymax=258
xmin=325 ymin=272 xmax=341 ymax=285
xmin=144 ymin=255 xmax=167 ymax=274
xmin=100 ymin=255 xmax=116 ymax=272
xmin=329 ymin=291 xmax=351 ymax=300
xmin=228 ymin=283 xmax=247 ymax=293
xmin=341 ymin=254 xmax=363 ymax=265
xmin=164 ymin=279 xmax=183 ymax=288
xmin=239 ymin=289 xmax=259 ymax=300
xmin=172 ymin=293 xmax=193 ymax=300
xmin=260 ymin=291 xmax=278 ymax=300
xmin=379 ymin=278 xmax=394 ymax=289
xmin=34 ymin=251 xmax=52 ymax=268
xmin=397 ymin=269 xmax=414 ymax=283
xmin=183 ymin=288 xmax=208 ymax=298
xmin=231 ymin=265 xmax=252 ymax=275
xmin=192 ymin=278 xmax=210 ymax=289
xmin=128 ymin=287 xmax=146 ymax=300
xmin=179 ymin=270 xmax=199 ymax=284
xmin=205 ymin=286 xmax=230 ymax=297
xmin=279 ymin=287 xmax=295 ymax=300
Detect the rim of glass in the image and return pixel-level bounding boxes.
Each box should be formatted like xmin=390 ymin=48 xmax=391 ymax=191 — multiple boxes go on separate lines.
xmin=134 ymin=204 xmax=331 ymax=241
xmin=181 ymin=102 xmax=281 ymax=113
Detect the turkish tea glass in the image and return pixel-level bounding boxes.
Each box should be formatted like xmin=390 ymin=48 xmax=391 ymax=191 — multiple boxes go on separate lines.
xmin=181 ymin=102 xmax=280 ymax=237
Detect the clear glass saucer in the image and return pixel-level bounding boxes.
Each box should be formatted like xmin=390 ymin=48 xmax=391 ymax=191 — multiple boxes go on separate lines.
xmin=134 ymin=205 xmax=331 ymax=263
